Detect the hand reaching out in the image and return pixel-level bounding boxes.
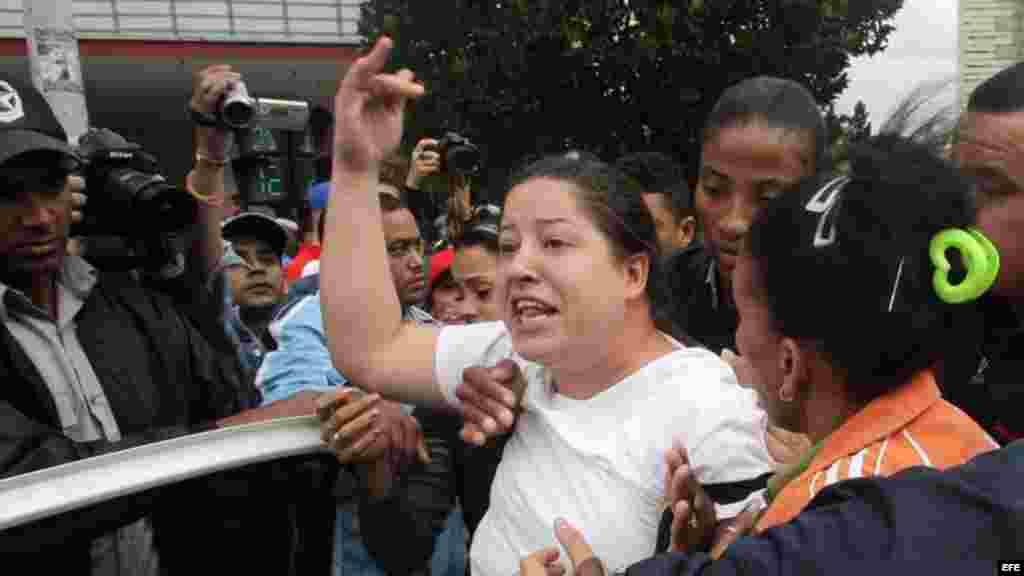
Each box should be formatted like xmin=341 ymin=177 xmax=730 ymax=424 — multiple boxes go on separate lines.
xmin=520 ymin=519 xmax=605 ymax=576
xmin=317 ymin=388 xmax=428 ymax=465
xmin=666 ymin=440 xmax=763 ymax=559
xmin=665 ymin=440 xmax=717 ymax=554
xmin=456 ymin=359 xmax=527 ymax=446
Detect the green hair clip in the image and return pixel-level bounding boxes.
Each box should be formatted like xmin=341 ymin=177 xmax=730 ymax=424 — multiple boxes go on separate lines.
xmin=929 ymin=228 xmax=1000 ymax=304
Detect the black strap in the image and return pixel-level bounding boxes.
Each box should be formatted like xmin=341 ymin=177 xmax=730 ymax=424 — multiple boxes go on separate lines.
xmin=702 ymin=472 xmax=773 ymax=505
xmin=189 ymin=103 xmax=220 ymax=128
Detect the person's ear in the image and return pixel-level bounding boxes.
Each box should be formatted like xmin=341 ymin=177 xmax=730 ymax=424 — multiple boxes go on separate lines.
xmin=777 ymin=337 xmax=807 ymax=404
xmin=677 ymin=216 xmax=697 ymax=249
xmin=623 ymin=252 xmax=650 ymax=301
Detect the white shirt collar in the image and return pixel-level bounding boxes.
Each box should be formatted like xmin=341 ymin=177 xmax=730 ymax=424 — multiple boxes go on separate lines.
xmin=0 ymin=255 xmax=98 ymax=322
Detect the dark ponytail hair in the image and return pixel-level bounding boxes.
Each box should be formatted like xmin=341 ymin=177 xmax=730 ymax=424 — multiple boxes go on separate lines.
xmin=746 ymin=134 xmax=980 ymax=403
xmin=506 ymin=155 xmax=692 ymax=343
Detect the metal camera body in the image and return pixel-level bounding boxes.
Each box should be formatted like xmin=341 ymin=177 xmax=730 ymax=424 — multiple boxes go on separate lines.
xmin=219 ymin=81 xmax=311 ymax=132
xmin=75 ymin=128 xmax=196 ymax=238
xmin=430 ymin=132 xmax=481 ymax=176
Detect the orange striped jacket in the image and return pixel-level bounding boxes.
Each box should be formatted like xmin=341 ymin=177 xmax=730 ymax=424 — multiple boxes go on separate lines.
xmin=755 ymin=370 xmax=998 ymax=531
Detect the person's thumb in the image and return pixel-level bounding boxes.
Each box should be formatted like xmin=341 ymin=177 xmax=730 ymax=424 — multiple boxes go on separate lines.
xmin=491 ymin=359 xmax=527 ymax=406
xmin=553 ymin=518 xmax=594 ymax=567
xmin=490 ymin=358 xmax=521 ymax=382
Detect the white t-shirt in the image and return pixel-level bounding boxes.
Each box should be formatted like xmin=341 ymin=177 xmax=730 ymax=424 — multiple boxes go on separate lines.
xmin=434 ymin=322 xmax=774 ymax=576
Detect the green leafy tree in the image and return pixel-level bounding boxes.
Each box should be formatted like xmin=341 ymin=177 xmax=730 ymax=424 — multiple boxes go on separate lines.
xmin=848 ymin=100 xmax=873 ymax=143
xmin=824 ymin=103 xmax=850 ymax=171
xmin=360 ymin=0 xmax=903 ymax=197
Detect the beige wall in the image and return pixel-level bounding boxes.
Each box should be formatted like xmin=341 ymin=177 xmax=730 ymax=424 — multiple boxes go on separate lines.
xmin=959 ymin=0 xmax=1024 ymax=106
xmin=0 ymin=0 xmax=363 ymax=44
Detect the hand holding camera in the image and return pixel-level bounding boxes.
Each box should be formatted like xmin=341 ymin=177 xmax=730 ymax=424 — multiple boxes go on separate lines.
xmin=425 ymin=132 xmax=480 ymax=177
xmin=69 ymin=175 xmax=86 ymax=225
xmin=190 ymin=65 xmax=240 ymax=162
xmin=407 ymin=138 xmax=441 ymax=189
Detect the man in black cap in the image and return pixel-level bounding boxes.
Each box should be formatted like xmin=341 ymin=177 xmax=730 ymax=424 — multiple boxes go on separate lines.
xmin=220 ymin=211 xmax=289 ymax=373
xmin=0 ymin=75 xmax=321 ymax=572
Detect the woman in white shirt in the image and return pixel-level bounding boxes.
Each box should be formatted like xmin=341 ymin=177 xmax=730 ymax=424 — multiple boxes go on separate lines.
xmin=317 ymin=38 xmax=774 ymax=576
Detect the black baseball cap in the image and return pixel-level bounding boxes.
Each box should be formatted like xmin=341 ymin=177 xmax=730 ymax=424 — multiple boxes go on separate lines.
xmin=0 ymin=75 xmax=77 ymax=167
xmin=222 ymin=212 xmax=289 ymax=257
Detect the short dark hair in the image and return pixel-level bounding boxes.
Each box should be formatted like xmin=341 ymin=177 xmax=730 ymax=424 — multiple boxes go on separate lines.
xmin=704 ymin=76 xmax=827 ymax=172
xmin=380 ymin=152 xmax=409 ymax=191
xmin=615 ymin=152 xmax=693 ymax=221
xmin=968 ymin=62 xmax=1024 ymax=114
xmin=379 ymin=191 xmax=407 ymax=214
xmin=746 ymin=134 xmax=981 ymax=404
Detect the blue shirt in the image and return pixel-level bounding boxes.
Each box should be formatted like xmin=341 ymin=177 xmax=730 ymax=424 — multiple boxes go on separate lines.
xmin=254 ymin=292 xmax=343 ymax=404
xmin=253 ymin=289 xmax=460 ymax=576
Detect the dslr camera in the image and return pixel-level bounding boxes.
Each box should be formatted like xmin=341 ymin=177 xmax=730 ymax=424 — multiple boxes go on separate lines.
xmin=73 ymin=128 xmax=197 ymax=238
xmin=426 ymin=132 xmax=481 ymax=176
xmin=219 ymin=81 xmax=310 ymax=132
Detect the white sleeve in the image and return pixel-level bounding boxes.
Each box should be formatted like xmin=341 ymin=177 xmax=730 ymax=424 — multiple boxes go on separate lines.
xmin=434 ymin=321 xmax=514 ymax=408
xmin=686 ymin=358 xmax=775 ymax=519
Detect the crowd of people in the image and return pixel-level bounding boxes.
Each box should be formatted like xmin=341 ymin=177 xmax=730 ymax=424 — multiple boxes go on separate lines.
xmin=0 ymin=31 xmax=1021 ymax=576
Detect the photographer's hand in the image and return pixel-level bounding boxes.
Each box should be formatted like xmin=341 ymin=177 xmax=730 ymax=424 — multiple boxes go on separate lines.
xmin=191 ymin=64 xmax=239 ymax=161
xmin=189 ymin=64 xmax=240 ymax=280
xmin=66 ymin=175 xmax=87 ymax=257
xmin=333 ymin=37 xmax=424 ymax=175
xmin=69 ymin=175 xmax=86 ymax=225
xmin=406 ymin=138 xmax=440 ymax=189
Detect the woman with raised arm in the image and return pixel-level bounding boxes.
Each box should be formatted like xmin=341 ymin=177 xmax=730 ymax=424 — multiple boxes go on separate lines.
xmin=319 ymin=38 xmax=775 ymax=576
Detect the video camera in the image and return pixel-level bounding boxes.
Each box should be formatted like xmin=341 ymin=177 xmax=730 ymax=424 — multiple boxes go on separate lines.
xmin=426 ymin=132 xmax=481 ymax=176
xmin=72 ymin=128 xmax=196 ymax=238
xmin=219 ymin=81 xmax=310 ymax=132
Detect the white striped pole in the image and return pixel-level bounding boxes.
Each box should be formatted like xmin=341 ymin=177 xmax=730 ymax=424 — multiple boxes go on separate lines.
xmin=24 ymin=0 xmax=89 ymax=144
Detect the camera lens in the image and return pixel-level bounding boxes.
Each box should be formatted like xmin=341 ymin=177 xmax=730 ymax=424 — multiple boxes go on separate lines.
xmin=109 ymin=169 xmax=197 ymax=234
xmin=449 ymin=146 xmax=480 ymax=175
xmin=221 ymin=99 xmax=254 ymax=129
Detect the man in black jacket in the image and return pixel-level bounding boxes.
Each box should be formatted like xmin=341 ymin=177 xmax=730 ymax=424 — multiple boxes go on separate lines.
xmin=0 ymin=75 xmax=322 ymax=573
xmin=941 ymin=61 xmax=1024 ymax=445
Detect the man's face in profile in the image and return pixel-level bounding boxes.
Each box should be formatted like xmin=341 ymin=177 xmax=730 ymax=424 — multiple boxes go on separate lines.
xmin=954 ymin=111 xmax=1024 ymax=301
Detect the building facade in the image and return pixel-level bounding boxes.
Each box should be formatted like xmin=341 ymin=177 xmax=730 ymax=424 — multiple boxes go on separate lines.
xmin=0 ymin=0 xmax=365 ymax=218
xmin=959 ymin=0 xmax=1024 ymax=107
xmin=0 ymin=0 xmax=363 ymax=46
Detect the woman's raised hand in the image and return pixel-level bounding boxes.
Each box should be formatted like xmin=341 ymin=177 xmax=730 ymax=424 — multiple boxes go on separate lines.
xmin=333 ymin=36 xmax=425 ymax=174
